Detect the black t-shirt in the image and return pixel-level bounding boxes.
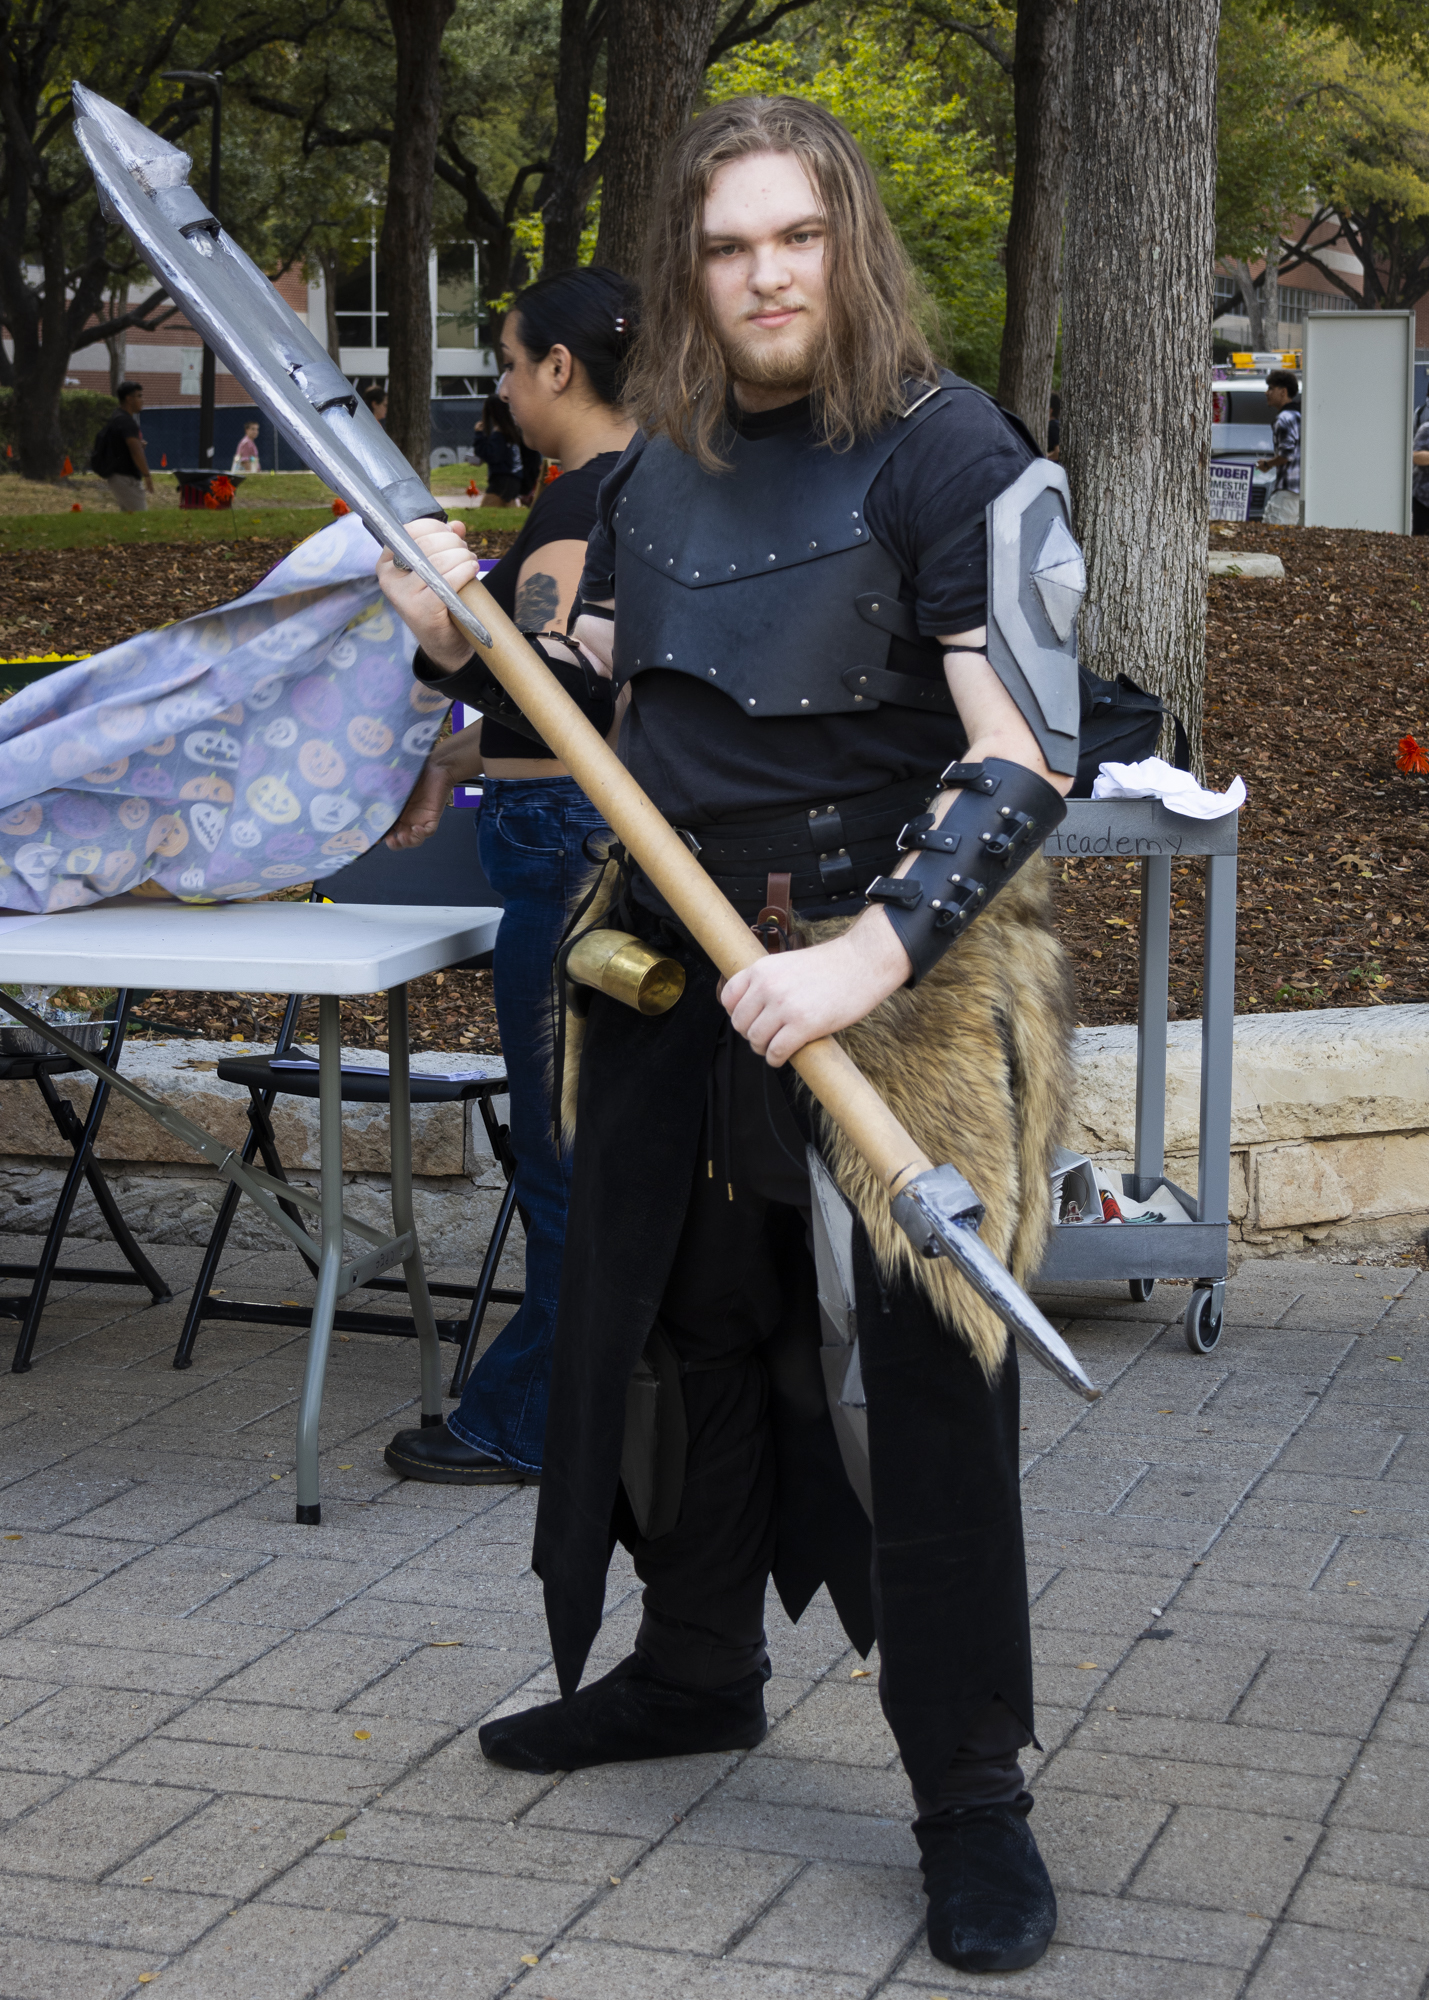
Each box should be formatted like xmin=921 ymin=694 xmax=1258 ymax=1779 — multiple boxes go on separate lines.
xmin=478 ymin=450 xmax=622 ymax=761
xmin=580 ymin=387 xmax=1033 ymax=824
xmin=93 ymin=410 xmax=141 ymax=477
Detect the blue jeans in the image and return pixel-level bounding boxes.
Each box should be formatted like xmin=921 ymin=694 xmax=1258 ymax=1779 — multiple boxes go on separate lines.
xmin=446 ymin=777 xmax=609 ymax=1472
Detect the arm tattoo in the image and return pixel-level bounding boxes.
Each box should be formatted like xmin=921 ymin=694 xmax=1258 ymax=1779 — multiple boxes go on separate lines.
xmin=514 ymin=569 xmax=562 ymax=630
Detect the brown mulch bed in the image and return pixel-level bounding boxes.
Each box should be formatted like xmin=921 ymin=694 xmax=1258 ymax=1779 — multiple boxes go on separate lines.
xmin=1055 ymin=523 xmax=1429 ymax=1024
xmin=0 ymin=529 xmax=521 ymax=659
xmin=5 ymin=524 xmax=1427 ymax=1045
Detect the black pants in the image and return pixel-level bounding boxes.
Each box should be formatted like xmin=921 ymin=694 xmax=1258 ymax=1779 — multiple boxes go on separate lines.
xmin=625 ymin=1020 xmax=1033 ymax=1807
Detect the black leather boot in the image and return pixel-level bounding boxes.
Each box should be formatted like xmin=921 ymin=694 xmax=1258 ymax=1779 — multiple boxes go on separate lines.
xmin=916 ymin=1796 xmax=1057 ymax=1973
xmin=478 ymin=1653 xmax=769 ymax=1773
xmin=384 ymin=1422 xmax=539 ymax=1485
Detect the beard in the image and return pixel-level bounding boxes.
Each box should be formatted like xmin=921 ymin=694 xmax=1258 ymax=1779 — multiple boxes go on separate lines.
xmin=720 ymin=305 xmax=824 ymax=392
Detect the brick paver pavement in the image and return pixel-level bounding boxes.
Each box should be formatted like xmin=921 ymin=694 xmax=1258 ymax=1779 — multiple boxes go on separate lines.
xmin=1 ymin=1242 xmax=1425 ymax=1998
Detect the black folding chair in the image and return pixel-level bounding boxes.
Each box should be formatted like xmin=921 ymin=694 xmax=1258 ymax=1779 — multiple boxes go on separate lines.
xmin=172 ymin=810 xmax=523 ymax=1395
xmin=4 ymin=990 xmax=172 ymax=1373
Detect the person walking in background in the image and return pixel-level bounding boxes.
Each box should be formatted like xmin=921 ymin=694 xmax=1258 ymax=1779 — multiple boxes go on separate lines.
xmin=471 ymin=393 xmax=529 ymax=507
xmin=1258 ymin=368 xmax=1301 ymax=524
xmin=89 ymin=381 xmax=154 ymax=511
xmin=1412 ymin=409 xmax=1429 ymax=536
xmin=360 ymin=382 xmax=388 ymax=425
xmin=380 ymin=265 xmax=640 ymax=1486
xmin=230 ymin=421 xmax=261 ymax=475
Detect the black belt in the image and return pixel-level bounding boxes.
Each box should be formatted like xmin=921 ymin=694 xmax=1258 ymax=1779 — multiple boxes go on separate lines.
xmin=673 ymin=774 xmax=937 ymax=913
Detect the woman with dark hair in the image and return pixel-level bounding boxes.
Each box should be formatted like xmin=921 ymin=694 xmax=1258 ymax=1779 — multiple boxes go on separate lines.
xmin=382 ymin=264 xmax=640 ymax=1487
xmin=471 ymin=391 xmax=527 ymax=506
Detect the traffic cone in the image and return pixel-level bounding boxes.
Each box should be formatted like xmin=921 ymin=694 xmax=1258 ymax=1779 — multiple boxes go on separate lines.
xmin=160 ymin=452 xmax=168 ymax=467
xmin=62 ymin=455 xmax=73 ymax=476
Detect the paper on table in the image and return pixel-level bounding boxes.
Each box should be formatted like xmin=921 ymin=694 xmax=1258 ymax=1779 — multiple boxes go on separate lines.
xmin=1092 ymin=756 xmax=1246 ymax=820
xmin=271 ymin=1055 xmax=504 ymax=1085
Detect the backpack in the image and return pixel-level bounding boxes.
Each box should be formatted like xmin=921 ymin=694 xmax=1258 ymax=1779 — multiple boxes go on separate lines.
xmin=1073 ymin=667 xmax=1189 ymax=797
xmin=88 ymin=419 xmax=123 ymax=478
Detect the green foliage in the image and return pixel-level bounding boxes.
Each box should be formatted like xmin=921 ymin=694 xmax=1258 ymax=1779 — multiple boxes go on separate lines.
xmin=1216 ymin=0 xmax=1337 ymax=262
xmin=0 ymin=391 xmax=120 ymax=463
xmin=706 ymin=27 xmax=1011 ymax=387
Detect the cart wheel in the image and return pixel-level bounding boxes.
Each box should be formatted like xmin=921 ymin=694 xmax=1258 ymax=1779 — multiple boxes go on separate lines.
xmin=1184 ymin=1288 xmax=1224 ymax=1355
xmin=1128 ymin=1279 xmax=1155 ymax=1303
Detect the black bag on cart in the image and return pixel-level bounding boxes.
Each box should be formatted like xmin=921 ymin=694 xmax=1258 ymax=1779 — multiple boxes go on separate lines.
xmin=1073 ymin=667 xmax=1190 ymax=797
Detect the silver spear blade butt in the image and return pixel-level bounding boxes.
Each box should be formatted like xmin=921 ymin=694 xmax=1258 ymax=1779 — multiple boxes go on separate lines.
xmin=71 ymin=85 xmax=493 ymax=654
xmin=891 ymin=1165 xmax=1100 ymax=1401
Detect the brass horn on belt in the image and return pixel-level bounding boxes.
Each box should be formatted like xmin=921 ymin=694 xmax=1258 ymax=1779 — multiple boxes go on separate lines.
xmin=565 ymin=929 xmax=685 ymax=1015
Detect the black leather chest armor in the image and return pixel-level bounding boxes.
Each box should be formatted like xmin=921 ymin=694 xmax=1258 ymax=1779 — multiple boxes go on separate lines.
xmin=611 ymin=381 xmax=958 ymax=718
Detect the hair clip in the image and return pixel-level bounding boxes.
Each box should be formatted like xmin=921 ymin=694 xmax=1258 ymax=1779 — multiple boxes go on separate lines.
xmin=614 ymin=315 xmax=628 ymax=334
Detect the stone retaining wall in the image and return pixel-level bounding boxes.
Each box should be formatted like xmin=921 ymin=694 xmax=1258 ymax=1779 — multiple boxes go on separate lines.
xmin=2 ymin=1005 xmax=1425 ymax=1270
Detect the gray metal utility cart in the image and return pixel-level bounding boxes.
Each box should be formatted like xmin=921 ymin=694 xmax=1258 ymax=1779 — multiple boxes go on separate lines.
xmin=1034 ymin=797 xmax=1239 ymax=1354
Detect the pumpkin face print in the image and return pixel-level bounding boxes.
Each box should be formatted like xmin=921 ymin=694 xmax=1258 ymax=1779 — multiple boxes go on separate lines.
xmin=309 ymin=791 xmax=360 ymax=834
xmin=350 ymin=603 xmax=395 ymax=644
xmin=147 ymin=814 xmax=189 ymax=858
xmin=96 ymin=703 xmax=149 ymax=744
xmin=46 ymin=876 xmax=90 ymax=912
xmin=178 ymin=864 xmax=207 ymax=893
xmin=81 ymin=757 xmax=130 ymax=786
xmin=247 ymin=675 xmax=284 ymax=711
xmin=351 ymin=760 xmax=409 ymax=807
xmin=141 ymin=735 xmax=176 ymax=757
xmin=355 ymin=658 xmax=404 ymax=709
xmin=132 ymin=766 xmax=175 ymax=799
xmin=402 ymin=718 xmax=443 ymax=758
xmin=291 ymin=676 xmax=343 ymax=732
xmin=297 ymin=738 xmax=346 ymax=789
xmin=154 ymin=691 xmax=222 ymax=734
xmin=263 ymin=717 xmax=299 ymax=750
xmin=267 ymin=829 xmax=315 ymax=862
xmin=229 ymin=816 xmax=262 ymax=850
xmin=184 ymin=728 xmax=241 ymax=769
xmin=15 ymin=843 xmax=62 ymax=886
xmin=326 ymin=637 xmax=359 ymax=671
xmin=179 ymin=774 xmax=234 ymax=804
xmin=0 ymin=803 xmax=44 ymax=838
xmin=260 ymin=860 xmax=311 ymax=882
xmin=64 ymin=843 xmax=104 ymax=876
xmin=118 ymin=797 xmax=151 ymax=832
xmin=346 ymin=714 xmax=394 ymax=759
xmin=363 ymin=800 xmax=397 ymax=833
xmin=213 ymin=703 xmax=244 ymax=725
xmin=409 ymin=681 xmax=449 ymax=715
xmin=52 ymin=794 xmax=111 ymax=839
xmin=50 ymin=739 xmax=105 ymax=783
xmin=190 ymin=802 xmax=227 ymax=853
xmin=321 ymin=827 xmax=369 ymax=856
xmin=245 ymin=774 xmax=302 ymax=825
xmin=97 ymin=849 xmax=138 ymax=893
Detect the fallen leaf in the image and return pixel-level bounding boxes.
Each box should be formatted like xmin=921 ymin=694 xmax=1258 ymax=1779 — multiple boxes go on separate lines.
xmin=520 ymin=1955 xmax=540 ymax=1967
xmin=850 ymin=1668 xmax=870 ymax=1679
xmin=282 ymin=1299 xmax=301 ymax=1307
xmin=3 ymin=1534 xmax=21 ymax=1541
xmin=353 ymin=1729 xmax=372 ymax=1740
xmin=609 ymin=1875 xmax=621 ymax=1886
xmin=1346 ymin=1581 xmax=1360 ymax=1588
xmin=338 ymin=1464 xmax=353 ymax=1471
xmin=326 ymin=1829 xmax=347 ymax=1842
xmin=1350 ymin=1509 xmax=1368 ymax=1515
xmin=1077 ymin=1662 xmax=1099 ymax=1671
xmin=138 ymin=1978 xmax=156 ymax=1987
xmin=271 ymin=1473 xmax=283 ymax=1481
xmin=1157 ymin=1409 xmax=1173 ymax=1414
xmin=141 ymin=1876 xmax=155 ymax=1883
xmin=429 ymin=1639 xmax=462 ymax=1647
xmin=1388 ymin=1356 xmax=1403 ymax=1362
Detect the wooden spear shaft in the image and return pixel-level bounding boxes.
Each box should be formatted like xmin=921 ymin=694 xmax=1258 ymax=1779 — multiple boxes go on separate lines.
xmin=450 ymin=573 xmax=933 ymax=1198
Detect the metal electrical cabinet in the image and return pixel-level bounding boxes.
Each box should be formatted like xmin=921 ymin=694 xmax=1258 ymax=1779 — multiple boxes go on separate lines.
xmin=1034 ymin=797 xmax=1239 ymax=1354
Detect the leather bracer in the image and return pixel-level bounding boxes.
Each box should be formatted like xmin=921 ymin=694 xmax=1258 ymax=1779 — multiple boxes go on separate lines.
xmin=865 ymin=758 xmax=1067 ymax=986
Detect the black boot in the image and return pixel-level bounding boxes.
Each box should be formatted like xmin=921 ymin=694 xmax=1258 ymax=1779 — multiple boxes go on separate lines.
xmin=478 ymin=1653 xmax=769 ymax=1773
xmin=916 ymin=1796 xmax=1057 ymax=1973
xmin=384 ymin=1422 xmax=539 ymax=1486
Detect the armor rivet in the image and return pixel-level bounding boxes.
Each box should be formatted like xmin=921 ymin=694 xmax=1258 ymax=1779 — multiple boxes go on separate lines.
xmin=646 ymin=544 xmax=652 ymax=551
xmin=871 ymin=602 xmax=879 ymax=612
xmin=809 ymin=810 xmax=817 ymax=819
xmin=852 ymin=511 xmax=859 ymax=518
xmin=932 ymin=900 xmax=942 ymax=909
xmin=665 ymin=654 xmax=673 ymax=662
xmin=1000 ymin=806 xmax=1011 ymax=816
xmin=667 ymin=557 xmax=673 ymax=566
xmin=854 ymin=695 xmax=864 ymax=702
xmin=768 ymin=553 xmax=776 ymax=561
xmin=708 ymin=669 xmax=716 ymax=677
xmin=748 ymin=697 xmax=756 ymax=706
xmin=951 ymin=874 xmax=961 ymax=883
xmin=809 ymin=540 xmax=817 ymax=549
xmin=859 ymin=675 xmax=868 ymax=684
xmin=800 ymin=698 xmax=809 ymax=707
xmin=693 ymin=571 xmax=699 ymax=578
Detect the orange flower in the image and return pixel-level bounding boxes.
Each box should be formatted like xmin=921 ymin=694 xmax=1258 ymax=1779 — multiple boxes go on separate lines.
xmin=466 ymin=479 xmax=479 ymax=497
xmin=331 ymin=497 xmax=350 ymax=517
xmin=70 ymin=502 xmax=82 ymax=512
xmin=1396 ymin=734 xmax=1429 ymax=775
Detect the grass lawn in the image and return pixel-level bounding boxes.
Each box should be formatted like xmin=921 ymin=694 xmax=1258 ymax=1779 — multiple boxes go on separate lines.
xmin=0 ymin=488 xmax=528 ymax=554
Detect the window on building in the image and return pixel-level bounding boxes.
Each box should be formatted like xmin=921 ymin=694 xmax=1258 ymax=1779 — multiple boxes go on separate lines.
xmin=436 ymin=244 xmax=479 ymax=349
xmin=335 ymin=244 xmax=387 ymax=350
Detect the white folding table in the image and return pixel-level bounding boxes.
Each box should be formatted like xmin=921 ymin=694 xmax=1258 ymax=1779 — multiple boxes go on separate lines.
xmin=0 ymin=899 xmax=501 ymax=1522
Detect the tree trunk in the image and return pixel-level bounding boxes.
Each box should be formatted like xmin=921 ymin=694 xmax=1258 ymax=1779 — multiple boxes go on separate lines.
xmin=594 ymin=0 xmax=721 ymax=278
xmin=380 ymin=0 xmax=455 ymax=472
xmin=539 ymin=0 xmax=606 ymax=276
xmin=318 ymin=247 xmax=344 ymax=364
xmin=996 ymin=0 xmax=1074 ymax=444
xmin=1259 ymin=241 xmax=1279 ymax=350
xmin=1228 ymin=257 xmax=1267 ymax=349
xmin=1063 ymin=0 xmax=1219 ymax=775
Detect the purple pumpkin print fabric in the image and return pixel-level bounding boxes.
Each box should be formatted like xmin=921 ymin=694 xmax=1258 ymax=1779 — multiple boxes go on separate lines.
xmin=0 ymin=516 xmax=448 ymax=912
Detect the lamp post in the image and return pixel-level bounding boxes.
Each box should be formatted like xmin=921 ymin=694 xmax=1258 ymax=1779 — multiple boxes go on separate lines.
xmin=161 ymin=70 xmax=224 ymax=467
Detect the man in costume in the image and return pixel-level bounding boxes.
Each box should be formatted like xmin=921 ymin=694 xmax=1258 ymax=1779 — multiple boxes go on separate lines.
xmin=380 ymin=95 xmax=1080 ymax=1976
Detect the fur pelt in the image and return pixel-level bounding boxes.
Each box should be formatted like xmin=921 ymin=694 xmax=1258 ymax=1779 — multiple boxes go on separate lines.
xmin=557 ymin=855 xmax=1075 ymax=1380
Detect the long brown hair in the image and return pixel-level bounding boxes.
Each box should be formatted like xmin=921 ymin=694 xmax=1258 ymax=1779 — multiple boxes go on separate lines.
xmin=624 ymin=95 xmax=937 ymax=470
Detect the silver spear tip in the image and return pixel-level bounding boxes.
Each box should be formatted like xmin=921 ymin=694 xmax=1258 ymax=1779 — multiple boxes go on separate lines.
xmin=72 ymin=85 xmax=193 ymax=194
